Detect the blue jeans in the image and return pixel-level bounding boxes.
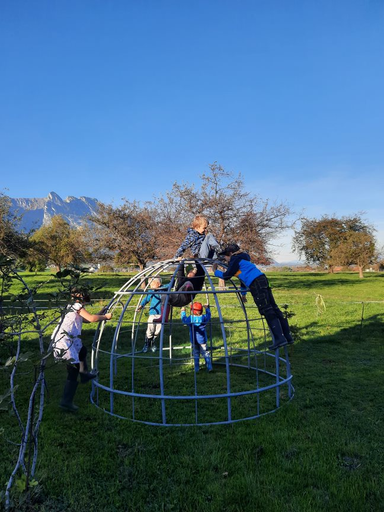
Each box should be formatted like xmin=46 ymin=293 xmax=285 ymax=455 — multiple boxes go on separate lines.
xmin=193 ymin=342 xmax=212 ymax=371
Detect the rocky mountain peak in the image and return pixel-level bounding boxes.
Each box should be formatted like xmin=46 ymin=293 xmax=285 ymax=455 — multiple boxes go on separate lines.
xmin=10 ymin=192 xmax=99 ymax=232
xmin=47 ymin=191 xmax=63 ymax=204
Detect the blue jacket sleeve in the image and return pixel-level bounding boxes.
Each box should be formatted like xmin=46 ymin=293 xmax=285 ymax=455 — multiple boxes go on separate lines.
xmin=240 ymin=284 xmax=247 ymax=297
xmin=203 ymin=307 xmax=211 ymax=322
xmin=181 ymin=311 xmax=191 ymax=324
xmin=140 ymin=293 xmax=151 ymax=307
xmin=214 ymin=258 xmax=240 ymax=281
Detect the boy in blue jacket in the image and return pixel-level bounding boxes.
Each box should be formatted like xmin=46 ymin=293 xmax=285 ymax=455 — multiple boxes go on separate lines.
xmin=181 ymin=302 xmax=213 ymax=372
xmin=212 ymin=244 xmax=293 ymax=350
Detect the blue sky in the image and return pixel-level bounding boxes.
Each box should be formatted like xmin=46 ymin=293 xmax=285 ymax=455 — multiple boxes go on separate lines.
xmin=1 ymin=1 xmax=383 ymax=261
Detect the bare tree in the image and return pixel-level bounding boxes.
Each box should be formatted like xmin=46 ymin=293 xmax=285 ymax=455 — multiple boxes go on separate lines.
xmin=81 ymin=164 xmax=292 ymax=267
xmin=153 ymin=163 xmax=292 ymax=263
xmin=88 ymin=200 xmax=157 ymax=270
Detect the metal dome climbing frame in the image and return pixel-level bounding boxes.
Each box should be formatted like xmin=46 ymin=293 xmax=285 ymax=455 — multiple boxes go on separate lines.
xmin=90 ymin=258 xmax=294 ymax=426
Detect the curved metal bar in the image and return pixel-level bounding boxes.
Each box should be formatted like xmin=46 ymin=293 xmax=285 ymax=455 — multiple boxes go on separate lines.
xmin=92 ymin=372 xmax=293 ymax=400
xmin=91 ymin=258 xmax=294 ymax=426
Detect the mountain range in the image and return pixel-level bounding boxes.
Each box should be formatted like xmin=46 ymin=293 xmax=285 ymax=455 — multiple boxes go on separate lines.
xmin=10 ymin=192 xmax=99 ymax=232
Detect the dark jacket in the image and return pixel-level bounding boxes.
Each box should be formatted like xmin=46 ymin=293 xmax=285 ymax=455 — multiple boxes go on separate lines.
xmin=175 ymin=262 xmax=205 ymax=292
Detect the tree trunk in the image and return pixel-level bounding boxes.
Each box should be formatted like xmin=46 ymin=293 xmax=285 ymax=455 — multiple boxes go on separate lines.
xmin=358 ymin=265 xmax=364 ymax=278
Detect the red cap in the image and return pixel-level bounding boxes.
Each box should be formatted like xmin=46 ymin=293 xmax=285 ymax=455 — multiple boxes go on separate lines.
xmin=190 ymin=302 xmax=203 ymax=312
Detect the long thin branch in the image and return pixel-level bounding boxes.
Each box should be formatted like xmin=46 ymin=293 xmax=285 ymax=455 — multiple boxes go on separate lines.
xmin=32 ymin=363 xmax=47 ymax=476
xmin=4 ymin=373 xmax=42 ymax=510
xmin=9 ymin=332 xmax=25 ymax=435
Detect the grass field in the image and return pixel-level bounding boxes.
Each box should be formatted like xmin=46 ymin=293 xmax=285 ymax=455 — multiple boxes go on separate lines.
xmin=1 ymin=271 xmax=383 ymax=511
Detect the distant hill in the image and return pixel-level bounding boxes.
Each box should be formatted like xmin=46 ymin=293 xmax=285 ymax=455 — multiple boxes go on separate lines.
xmin=9 ymin=192 xmax=99 ymax=232
xmin=269 ymin=260 xmax=303 ymax=267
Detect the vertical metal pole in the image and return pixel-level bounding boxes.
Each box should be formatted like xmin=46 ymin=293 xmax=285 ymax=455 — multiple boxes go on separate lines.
xmin=159 ymin=263 xmax=179 ymax=425
xmin=284 ymin=346 xmax=292 ymax=398
xmin=109 ymin=340 xmax=115 ymax=414
xmin=109 ymin=292 xmax=137 ymax=415
xmin=359 ymin=302 xmax=365 ymax=342
xmin=275 ymin=349 xmax=280 ymax=408
xmin=131 ymin=323 xmax=136 ymax=420
xmin=168 ymin=307 xmax=173 ymax=364
xmin=194 ymin=367 xmax=198 ymax=424
xmin=205 ymin=270 xmax=233 ymax=422
xmin=159 ymin=326 xmax=166 ymax=425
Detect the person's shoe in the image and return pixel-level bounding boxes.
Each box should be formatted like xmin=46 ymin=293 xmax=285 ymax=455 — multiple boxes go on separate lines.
xmin=268 ymin=320 xmax=288 ymax=351
xmin=59 ymin=401 xmax=79 ymax=412
xmin=205 ymin=357 xmax=213 ymax=372
xmin=151 ymin=343 xmax=157 ymax=352
xmin=142 ymin=341 xmax=149 ymax=353
xmin=268 ymin=339 xmax=288 ymax=351
xmin=285 ymin=333 xmax=294 ymax=345
xmin=80 ymin=371 xmax=99 ymax=384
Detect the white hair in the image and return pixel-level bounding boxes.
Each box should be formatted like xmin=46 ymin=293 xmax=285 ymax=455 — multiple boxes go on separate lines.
xmin=150 ymin=277 xmax=162 ymax=288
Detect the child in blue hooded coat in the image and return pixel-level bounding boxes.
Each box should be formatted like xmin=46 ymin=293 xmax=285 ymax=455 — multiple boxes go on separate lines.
xmin=181 ymin=302 xmax=213 ymax=372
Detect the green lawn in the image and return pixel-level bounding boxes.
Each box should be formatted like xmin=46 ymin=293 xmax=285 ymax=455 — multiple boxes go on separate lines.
xmin=1 ymin=271 xmax=383 ymax=511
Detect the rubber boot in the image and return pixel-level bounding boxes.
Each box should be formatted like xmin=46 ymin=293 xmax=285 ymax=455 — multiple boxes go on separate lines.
xmin=204 ymin=356 xmax=213 ymax=372
xmin=280 ymin=316 xmax=294 ymax=344
xmin=142 ymin=337 xmax=150 ymax=353
xmin=149 ymin=337 xmax=157 ymax=353
xmin=79 ymin=360 xmax=98 ymax=384
xmin=59 ymin=380 xmax=79 ymax=411
xmin=267 ymin=319 xmax=288 ymax=350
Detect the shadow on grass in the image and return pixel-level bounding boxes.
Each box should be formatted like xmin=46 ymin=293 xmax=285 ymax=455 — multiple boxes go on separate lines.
xmin=302 ymin=311 xmax=384 ymax=346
